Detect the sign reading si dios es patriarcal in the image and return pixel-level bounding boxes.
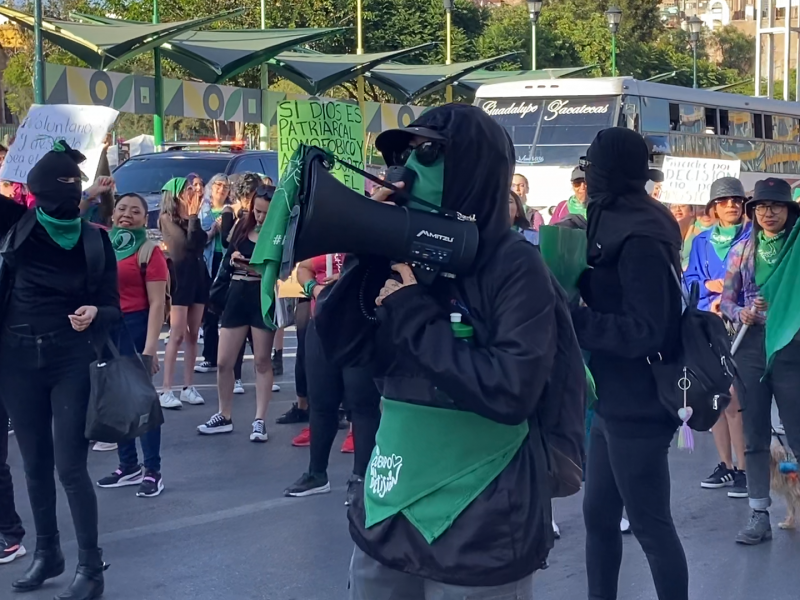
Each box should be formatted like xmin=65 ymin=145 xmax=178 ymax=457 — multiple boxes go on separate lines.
xmin=277 ymin=99 xmax=365 ymax=193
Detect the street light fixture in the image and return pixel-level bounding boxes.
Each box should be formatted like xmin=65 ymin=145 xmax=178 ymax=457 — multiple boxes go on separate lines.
xmin=687 ymin=15 xmax=703 ymax=89
xmin=34 ymin=0 xmax=44 ymax=105
xmin=605 ymin=6 xmax=622 ymax=77
xmin=527 ymin=0 xmax=543 ymax=70
xmin=444 ymin=0 xmax=454 ymax=101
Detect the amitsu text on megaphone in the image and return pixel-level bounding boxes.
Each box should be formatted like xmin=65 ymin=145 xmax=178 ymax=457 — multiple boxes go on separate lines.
xmin=293 ymin=148 xmax=479 ymax=279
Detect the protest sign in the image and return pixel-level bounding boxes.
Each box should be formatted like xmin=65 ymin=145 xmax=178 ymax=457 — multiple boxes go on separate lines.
xmin=659 ymin=156 xmax=741 ymax=206
xmin=0 ymin=104 xmax=118 ymax=189
xmin=277 ymin=99 xmax=364 ymax=192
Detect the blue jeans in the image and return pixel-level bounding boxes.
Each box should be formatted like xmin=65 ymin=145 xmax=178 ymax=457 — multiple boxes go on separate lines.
xmin=115 ymin=310 xmax=162 ymax=473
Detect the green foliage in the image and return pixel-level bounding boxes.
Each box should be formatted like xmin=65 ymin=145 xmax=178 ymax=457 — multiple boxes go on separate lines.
xmin=710 ymin=25 xmax=755 ymax=76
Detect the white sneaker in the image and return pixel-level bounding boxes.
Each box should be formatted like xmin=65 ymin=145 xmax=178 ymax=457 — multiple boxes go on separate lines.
xmin=272 ymin=383 xmax=281 ymax=392
xmin=92 ymin=441 xmax=118 ymax=452
xmin=181 ymin=386 xmax=205 ymax=405
xmin=160 ymin=391 xmax=183 ymax=410
xmin=620 ymin=517 xmax=631 ymax=533
xmin=552 ymin=519 xmax=561 ymax=539
xmin=233 ymin=380 xmax=245 ymax=395
xmin=250 ymin=419 xmax=269 ymax=443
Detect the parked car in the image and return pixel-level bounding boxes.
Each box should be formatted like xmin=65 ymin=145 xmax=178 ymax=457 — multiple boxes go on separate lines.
xmin=112 ymin=150 xmax=279 ymax=231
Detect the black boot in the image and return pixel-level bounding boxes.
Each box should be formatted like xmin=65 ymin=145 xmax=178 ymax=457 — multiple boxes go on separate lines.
xmin=12 ymin=534 xmax=65 ymax=591
xmin=54 ymin=549 xmax=108 ymax=600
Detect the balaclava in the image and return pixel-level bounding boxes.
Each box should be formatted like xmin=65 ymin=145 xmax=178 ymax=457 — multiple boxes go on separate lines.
xmin=28 ymin=140 xmax=86 ymax=220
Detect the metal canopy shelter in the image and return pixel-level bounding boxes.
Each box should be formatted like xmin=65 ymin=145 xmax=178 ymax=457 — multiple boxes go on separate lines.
xmin=268 ymin=45 xmax=435 ymax=95
xmin=0 ymin=6 xmax=240 ymax=71
xmin=367 ymin=54 xmax=520 ymax=103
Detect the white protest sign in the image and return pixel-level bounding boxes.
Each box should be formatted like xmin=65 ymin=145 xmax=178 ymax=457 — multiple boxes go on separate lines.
xmin=659 ymin=156 xmax=741 ymax=206
xmin=0 ymin=104 xmax=118 ymax=189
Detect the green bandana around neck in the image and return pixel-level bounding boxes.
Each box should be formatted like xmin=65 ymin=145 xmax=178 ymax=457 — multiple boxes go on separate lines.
xmin=709 ymin=223 xmax=742 ymax=260
xmin=404 ymin=151 xmax=444 ymax=210
xmin=755 ymin=229 xmax=787 ymax=287
xmin=110 ymin=226 xmax=148 ymax=261
xmin=567 ymin=195 xmax=587 ymax=218
xmin=162 ymin=177 xmax=188 ymax=197
xmin=696 ymin=219 xmax=715 ymax=232
xmin=36 ymin=208 xmax=81 ymax=250
xmin=758 ymin=224 xmax=800 ymax=373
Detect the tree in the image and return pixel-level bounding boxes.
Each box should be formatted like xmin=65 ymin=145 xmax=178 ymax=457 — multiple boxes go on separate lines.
xmin=711 ymin=25 xmax=755 ymax=76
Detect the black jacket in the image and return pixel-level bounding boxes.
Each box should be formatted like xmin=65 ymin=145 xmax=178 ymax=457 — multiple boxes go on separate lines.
xmin=315 ymin=105 xmax=557 ymax=586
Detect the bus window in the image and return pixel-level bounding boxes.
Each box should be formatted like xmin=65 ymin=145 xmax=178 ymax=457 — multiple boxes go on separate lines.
xmin=729 ymin=110 xmax=754 ymax=138
xmin=641 ymin=97 xmax=671 ymax=133
xmin=720 ymin=109 xmax=730 ymax=135
xmin=679 ymin=104 xmax=704 ymax=133
xmin=763 ymin=115 xmax=773 ymax=139
xmin=669 ymin=103 xmax=680 ymax=131
xmin=477 ymin=98 xmax=544 ymax=165
xmin=772 ymin=115 xmax=797 ymax=141
xmin=754 ymin=114 xmax=764 ymax=139
xmin=705 ymin=108 xmax=718 ymax=134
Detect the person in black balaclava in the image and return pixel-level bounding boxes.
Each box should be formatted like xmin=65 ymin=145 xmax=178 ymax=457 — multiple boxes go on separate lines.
xmin=0 ymin=141 xmax=120 ymax=600
xmin=569 ymin=128 xmax=688 ymax=600
xmin=313 ymin=104 xmax=584 ymax=599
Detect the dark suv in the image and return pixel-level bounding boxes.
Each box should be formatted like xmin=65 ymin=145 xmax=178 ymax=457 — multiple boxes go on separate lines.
xmin=112 ymin=150 xmax=279 ymax=229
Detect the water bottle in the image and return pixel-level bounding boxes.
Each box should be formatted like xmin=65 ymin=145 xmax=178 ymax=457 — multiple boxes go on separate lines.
xmin=450 ymin=313 xmax=474 ymax=344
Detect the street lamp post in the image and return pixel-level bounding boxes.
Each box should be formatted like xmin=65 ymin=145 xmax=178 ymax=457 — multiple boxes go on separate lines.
xmin=605 ymin=6 xmax=622 ymax=77
xmin=527 ymin=1 xmax=542 ymax=71
xmin=34 ymin=0 xmax=45 ymax=104
xmin=687 ymin=15 xmax=703 ymax=89
xmin=260 ymin=0 xmax=269 ymax=149
xmin=153 ymin=0 xmax=165 ymax=147
xmin=444 ymin=0 xmax=454 ymax=103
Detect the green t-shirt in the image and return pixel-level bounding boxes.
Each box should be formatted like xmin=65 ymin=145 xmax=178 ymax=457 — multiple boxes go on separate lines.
xmin=211 ymin=208 xmax=224 ymax=253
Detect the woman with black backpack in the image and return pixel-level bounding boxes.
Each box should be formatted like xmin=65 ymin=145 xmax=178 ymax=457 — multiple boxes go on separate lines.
xmin=95 ymin=193 xmax=169 ymax=498
xmin=0 ymin=143 xmax=120 ymax=599
xmin=721 ymin=177 xmax=800 ymax=545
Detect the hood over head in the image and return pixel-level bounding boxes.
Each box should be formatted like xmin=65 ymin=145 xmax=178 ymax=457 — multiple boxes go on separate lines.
xmin=584 ymin=127 xmax=680 ymax=267
xmin=377 ymin=104 xmax=515 ymax=257
xmin=28 ymin=140 xmax=87 ymax=220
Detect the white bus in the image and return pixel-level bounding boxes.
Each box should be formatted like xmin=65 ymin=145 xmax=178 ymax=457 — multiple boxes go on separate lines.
xmin=475 ymin=77 xmax=800 ymax=212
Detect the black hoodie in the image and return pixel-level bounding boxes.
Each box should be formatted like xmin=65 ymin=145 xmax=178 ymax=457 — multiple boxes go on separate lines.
xmin=314 ymin=105 xmax=559 ymax=585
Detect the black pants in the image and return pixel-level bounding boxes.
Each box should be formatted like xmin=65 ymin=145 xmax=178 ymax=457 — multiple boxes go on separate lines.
xmin=0 ymin=398 xmax=25 ymax=542
xmin=295 ymin=299 xmax=311 ymax=398
xmin=306 ymin=321 xmax=381 ymax=478
xmin=584 ymin=416 xmax=688 ymax=600
xmin=201 ymin=252 xmax=225 ymax=365
xmin=0 ymin=327 xmax=98 ymax=551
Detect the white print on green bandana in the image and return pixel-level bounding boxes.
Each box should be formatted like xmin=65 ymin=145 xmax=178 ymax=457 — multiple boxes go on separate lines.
xmin=113 ymin=230 xmax=136 ymax=253
xmin=369 ymin=446 xmax=403 ymax=499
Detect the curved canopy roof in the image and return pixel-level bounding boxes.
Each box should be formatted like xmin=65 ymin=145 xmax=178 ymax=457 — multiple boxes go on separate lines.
xmin=268 ymin=45 xmax=435 ymax=95
xmin=0 ymin=6 xmax=242 ymax=71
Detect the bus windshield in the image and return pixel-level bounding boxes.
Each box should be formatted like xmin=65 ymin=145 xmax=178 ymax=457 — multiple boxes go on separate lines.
xmin=479 ymin=96 xmax=618 ymax=166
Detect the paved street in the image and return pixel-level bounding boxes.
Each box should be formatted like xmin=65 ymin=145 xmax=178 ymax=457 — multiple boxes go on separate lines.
xmin=1 ymin=329 xmax=798 ymax=600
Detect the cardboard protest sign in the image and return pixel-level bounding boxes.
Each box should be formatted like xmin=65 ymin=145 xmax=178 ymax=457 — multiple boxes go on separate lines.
xmin=277 ymin=99 xmax=364 ymax=193
xmin=0 ymin=104 xmax=118 ymax=190
xmin=659 ymin=157 xmax=741 ymax=206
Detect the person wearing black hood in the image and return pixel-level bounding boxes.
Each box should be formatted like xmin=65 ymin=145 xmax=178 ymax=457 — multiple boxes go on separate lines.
xmin=0 ymin=142 xmax=120 ymax=600
xmin=312 ymin=105 xmax=579 ymax=598
xmin=570 ymin=128 xmax=688 ymax=600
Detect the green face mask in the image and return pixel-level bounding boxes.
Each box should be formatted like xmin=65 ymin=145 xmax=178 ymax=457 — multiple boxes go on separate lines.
xmin=404 ymin=150 xmax=444 ymax=211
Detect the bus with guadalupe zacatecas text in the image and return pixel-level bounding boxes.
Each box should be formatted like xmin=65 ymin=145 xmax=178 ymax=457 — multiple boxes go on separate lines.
xmin=475 ymin=77 xmax=800 ymax=214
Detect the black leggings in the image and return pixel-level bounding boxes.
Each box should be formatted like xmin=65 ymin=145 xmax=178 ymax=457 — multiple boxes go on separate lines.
xmin=306 ymin=320 xmax=381 ymax=478
xmin=583 ymin=415 xmax=688 ymax=600
xmin=0 ymin=328 xmax=99 ymax=551
xmin=0 ymin=398 xmax=25 ymax=541
xmin=295 ymin=299 xmax=311 ymax=398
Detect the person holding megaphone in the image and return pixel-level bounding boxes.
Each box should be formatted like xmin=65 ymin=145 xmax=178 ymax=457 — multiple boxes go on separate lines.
xmin=311 ymin=105 xmax=581 ymax=599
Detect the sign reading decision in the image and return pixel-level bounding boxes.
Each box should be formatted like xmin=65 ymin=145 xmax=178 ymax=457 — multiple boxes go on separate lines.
xmin=659 ymin=156 xmax=742 ymax=206
xmin=0 ymin=104 xmax=119 ymax=188
xmin=277 ymin=99 xmax=364 ymax=193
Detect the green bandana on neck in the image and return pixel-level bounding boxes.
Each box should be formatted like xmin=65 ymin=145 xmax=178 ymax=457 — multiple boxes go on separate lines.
xmin=110 ymin=226 xmax=148 ymax=261
xmin=567 ymin=195 xmax=587 ymax=218
xmin=696 ymin=220 xmax=714 ymax=232
xmin=36 ymin=208 xmax=81 ymax=250
xmin=709 ymin=223 xmax=742 ymax=260
xmin=755 ymin=229 xmax=787 ymax=287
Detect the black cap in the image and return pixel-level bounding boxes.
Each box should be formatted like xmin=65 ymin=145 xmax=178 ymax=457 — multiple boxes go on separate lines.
xmin=745 ymin=177 xmax=797 ymax=218
xmin=375 ymin=126 xmax=446 ymax=158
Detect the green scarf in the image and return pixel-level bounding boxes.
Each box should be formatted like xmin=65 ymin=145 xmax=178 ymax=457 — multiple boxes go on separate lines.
xmin=36 ymin=208 xmax=81 ymax=250
xmin=567 ymin=195 xmax=587 ymax=218
xmin=110 ymin=226 xmax=148 ymax=261
xmin=162 ymin=177 xmax=188 ymax=196
xmin=364 ymin=398 xmax=529 ymax=543
xmin=759 ymin=225 xmax=800 ymax=372
xmin=404 ymin=151 xmax=444 ymax=210
xmin=709 ymin=223 xmax=742 ymax=260
xmin=755 ymin=229 xmax=787 ymax=287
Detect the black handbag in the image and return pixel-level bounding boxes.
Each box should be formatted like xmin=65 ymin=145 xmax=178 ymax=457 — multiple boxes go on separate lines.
xmin=85 ymin=335 xmax=164 ymax=443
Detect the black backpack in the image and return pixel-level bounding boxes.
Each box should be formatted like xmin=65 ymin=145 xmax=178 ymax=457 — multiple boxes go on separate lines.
xmin=649 ymin=266 xmax=736 ymax=432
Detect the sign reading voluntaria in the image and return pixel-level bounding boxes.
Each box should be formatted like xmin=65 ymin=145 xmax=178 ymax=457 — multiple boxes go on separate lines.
xmin=659 ymin=156 xmax=741 ymax=206
xmin=0 ymin=104 xmax=119 ymax=189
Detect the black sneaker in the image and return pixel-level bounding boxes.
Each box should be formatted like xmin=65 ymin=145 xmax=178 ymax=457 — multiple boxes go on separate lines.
xmin=97 ymin=464 xmax=144 ymax=488
xmin=0 ymin=536 xmax=26 ymax=564
xmin=272 ymin=349 xmax=284 ymax=376
xmin=285 ymin=472 xmax=331 ymax=497
xmin=275 ymin=402 xmax=309 ymax=425
xmin=136 ymin=470 xmax=164 ymax=498
xmin=728 ymin=469 xmax=748 ymax=498
xmin=197 ymin=413 xmax=234 ymax=435
xmin=194 ymin=360 xmax=217 ymax=373
xmin=345 ymin=474 xmax=364 ymax=507
xmin=701 ymin=462 xmax=734 ymax=488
